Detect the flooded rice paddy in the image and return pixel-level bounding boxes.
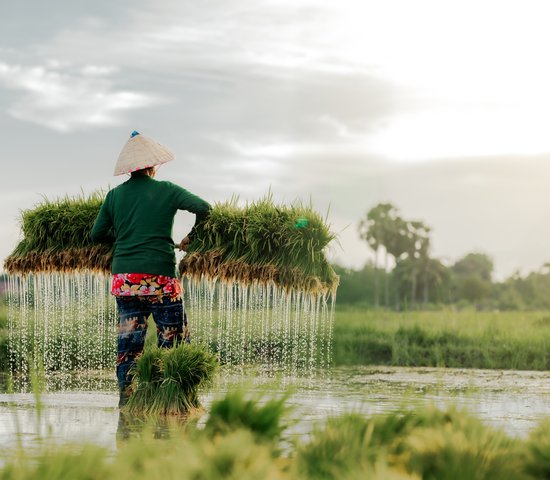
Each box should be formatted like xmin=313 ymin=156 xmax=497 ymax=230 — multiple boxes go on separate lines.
xmin=1 ymin=365 xmax=549 ymax=454
xmin=4 ymin=273 xmax=550 ymax=457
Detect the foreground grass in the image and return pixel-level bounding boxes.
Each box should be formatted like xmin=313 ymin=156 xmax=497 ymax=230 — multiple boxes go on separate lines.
xmin=2 ymin=391 xmax=549 ymax=479
xmin=333 ymin=308 xmax=550 ymax=370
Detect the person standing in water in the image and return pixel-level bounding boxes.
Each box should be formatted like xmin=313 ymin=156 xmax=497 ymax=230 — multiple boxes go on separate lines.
xmin=91 ymin=131 xmax=211 ymax=406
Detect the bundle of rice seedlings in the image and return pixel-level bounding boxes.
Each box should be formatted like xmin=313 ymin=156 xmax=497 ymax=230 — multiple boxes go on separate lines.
xmin=204 ymin=389 xmax=289 ymax=443
xmin=180 ymin=195 xmax=339 ymax=296
xmin=124 ymin=346 xmax=164 ymax=410
xmin=125 ymin=343 xmax=218 ymax=415
xmin=113 ymin=428 xmax=287 ymax=480
xmin=4 ymin=192 xmax=112 ymax=274
xmin=296 ymin=413 xmax=378 ymax=479
xmin=5 ymin=192 xmax=338 ymax=296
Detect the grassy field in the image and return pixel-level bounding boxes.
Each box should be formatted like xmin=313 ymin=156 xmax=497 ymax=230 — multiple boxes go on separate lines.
xmin=333 ymin=307 xmax=550 ymax=370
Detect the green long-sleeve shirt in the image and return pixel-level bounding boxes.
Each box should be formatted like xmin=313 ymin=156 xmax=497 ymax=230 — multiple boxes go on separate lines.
xmin=91 ymin=176 xmax=210 ymax=277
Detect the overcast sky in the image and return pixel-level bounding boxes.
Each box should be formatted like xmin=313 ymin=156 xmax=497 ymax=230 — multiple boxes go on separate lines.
xmin=2 ymin=0 xmax=550 ymax=279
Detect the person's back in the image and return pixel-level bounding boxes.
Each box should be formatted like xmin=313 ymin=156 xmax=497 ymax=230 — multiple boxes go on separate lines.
xmin=92 ymin=173 xmax=210 ymax=277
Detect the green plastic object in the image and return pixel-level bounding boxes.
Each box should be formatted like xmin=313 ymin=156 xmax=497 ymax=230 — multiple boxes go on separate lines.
xmin=295 ymin=218 xmax=309 ymax=228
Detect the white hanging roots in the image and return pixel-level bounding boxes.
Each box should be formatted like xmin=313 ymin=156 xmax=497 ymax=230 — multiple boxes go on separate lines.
xmin=6 ymin=271 xmax=335 ymax=391
xmin=184 ymin=273 xmax=335 ymax=377
xmin=6 ymin=272 xmax=117 ymax=392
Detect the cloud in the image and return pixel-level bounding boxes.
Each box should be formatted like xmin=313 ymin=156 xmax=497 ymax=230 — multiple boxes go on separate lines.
xmin=0 ymin=61 xmax=164 ymax=132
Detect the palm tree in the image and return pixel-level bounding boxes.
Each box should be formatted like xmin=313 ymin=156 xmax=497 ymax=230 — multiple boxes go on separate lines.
xmin=359 ymin=203 xmax=400 ymax=307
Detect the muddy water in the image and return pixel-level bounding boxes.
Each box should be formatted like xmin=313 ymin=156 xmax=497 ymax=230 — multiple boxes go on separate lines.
xmin=0 ymin=366 xmax=549 ymax=454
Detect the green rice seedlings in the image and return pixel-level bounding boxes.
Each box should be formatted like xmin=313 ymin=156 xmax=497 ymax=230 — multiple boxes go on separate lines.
xmin=296 ymin=407 xmax=525 ymax=480
xmin=204 ymin=389 xmax=290 ymax=443
xmin=295 ymin=413 xmax=378 ymax=479
xmin=397 ymin=427 xmax=523 ymax=480
xmin=0 ymin=444 xmax=110 ymax=480
xmin=4 ymin=192 xmax=111 ymax=274
xmin=523 ymin=418 xmax=550 ymax=479
xmin=113 ymin=428 xmax=287 ymax=480
xmin=125 ymin=343 xmax=219 ymax=416
xmin=124 ymin=347 xmax=164 ymax=411
xmin=19 ymin=192 xmax=104 ymax=252
xmin=5 ymin=192 xmax=338 ymax=297
xmin=180 ymin=195 xmax=339 ymax=296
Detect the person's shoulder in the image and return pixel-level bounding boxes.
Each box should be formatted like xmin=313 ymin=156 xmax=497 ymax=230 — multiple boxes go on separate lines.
xmin=108 ymin=179 xmax=129 ymax=196
xmin=103 ymin=186 xmax=117 ymax=199
xmin=156 ymin=179 xmax=187 ymax=192
xmin=111 ymin=177 xmax=133 ymax=190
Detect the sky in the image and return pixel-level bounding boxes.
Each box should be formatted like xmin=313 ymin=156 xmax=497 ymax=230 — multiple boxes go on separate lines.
xmin=2 ymin=0 xmax=550 ymax=280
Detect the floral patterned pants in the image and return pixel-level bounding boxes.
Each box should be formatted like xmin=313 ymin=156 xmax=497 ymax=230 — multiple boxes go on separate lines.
xmin=115 ymin=295 xmax=190 ymax=391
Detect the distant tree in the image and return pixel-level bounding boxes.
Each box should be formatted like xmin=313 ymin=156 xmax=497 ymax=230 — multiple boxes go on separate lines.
xmin=359 ymin=203 xmax=401 ymax=307
xmin=460 ymin=275 xmax=491 ymax=304
xmin=384 ymin=218 xmax=432 ymax=307
xmin=495 ymin=266 xmax=550 ymax=310
xmin=452 ymin=253 xmax=494 ymax=306
xmin=404 ymin=220 xmax=431 ymax=306
xmin=332 ymin=263 xmax=382 ymax=305
xmin=394 ymin=257 xmax=451 ymax=306
xmin=453 ymin=253 xmax=493 ymax=282
xmin=492 ymin=280 xmax=525 ymax=310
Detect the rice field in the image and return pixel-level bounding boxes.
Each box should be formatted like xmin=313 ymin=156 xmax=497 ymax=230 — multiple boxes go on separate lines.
xmin=1 ymin=390 xmax=550 ymax=479
xmin=333 ymin=308 xmax=550 ymax=370
xmin=2 ymin=299 xmax=550 ymax=478
xmin=4 ymin=300 xmax=550 ymax=388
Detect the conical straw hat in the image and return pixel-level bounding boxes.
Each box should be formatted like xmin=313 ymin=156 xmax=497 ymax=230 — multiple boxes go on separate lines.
xmin=114 ymin=131 xmax=175 ymax=176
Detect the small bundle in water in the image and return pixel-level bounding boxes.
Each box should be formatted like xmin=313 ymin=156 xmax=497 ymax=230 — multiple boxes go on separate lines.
xmin=125 ymin=343 xmax=218 ymax=415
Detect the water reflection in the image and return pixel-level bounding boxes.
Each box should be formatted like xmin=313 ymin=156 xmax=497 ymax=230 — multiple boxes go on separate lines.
xmin=116 ymin=409 xmax=201 ymax=444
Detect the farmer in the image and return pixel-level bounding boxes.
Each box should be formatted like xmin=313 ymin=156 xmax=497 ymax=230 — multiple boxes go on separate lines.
xmin=91 ymin=130 xmax=211 ymax=407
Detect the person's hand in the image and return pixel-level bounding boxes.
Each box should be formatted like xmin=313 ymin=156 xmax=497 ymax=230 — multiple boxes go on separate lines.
xmin=178 ymin=236 xmax=191 ymax=251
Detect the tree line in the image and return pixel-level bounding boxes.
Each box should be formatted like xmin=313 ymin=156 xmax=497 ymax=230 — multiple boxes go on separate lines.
xmin=335 ymin=203 xmax=550 ymax=310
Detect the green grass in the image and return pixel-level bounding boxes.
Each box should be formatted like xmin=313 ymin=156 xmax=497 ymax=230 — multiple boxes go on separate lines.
xmin=524 ymin=418 xmax=550 ymax=478
xmin=333 ymin=308 xmax=550 ymax=370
